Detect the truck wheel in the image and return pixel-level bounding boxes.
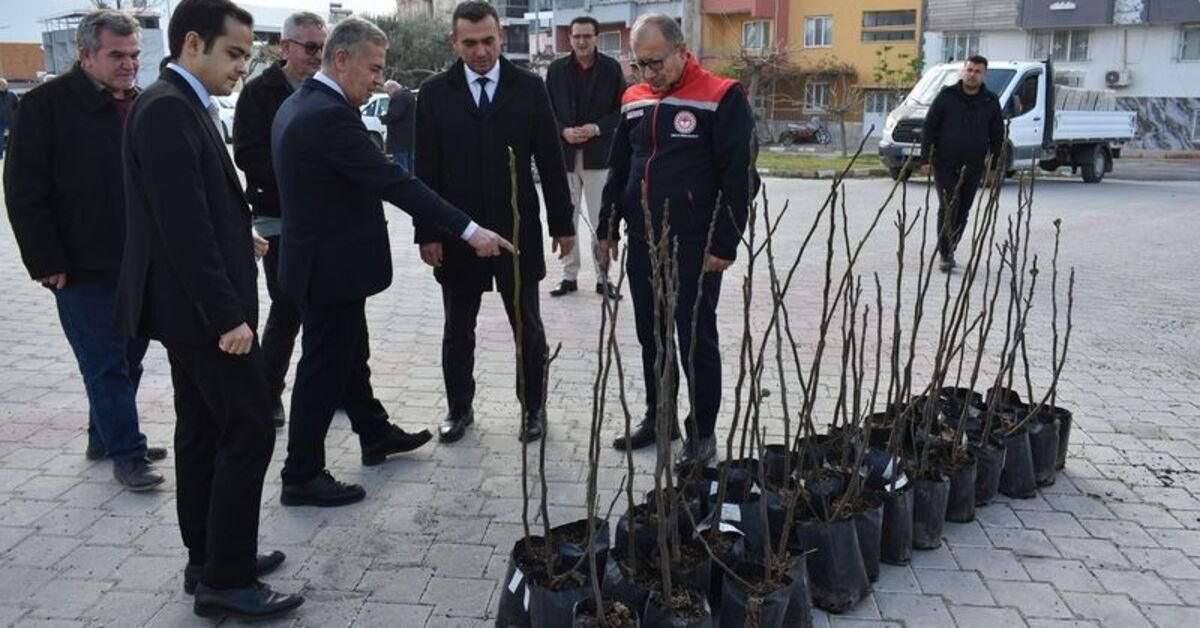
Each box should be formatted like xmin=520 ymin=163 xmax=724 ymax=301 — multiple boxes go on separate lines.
xmin=888 ymin=166 xmax=911 ymax=182
xmin=1080 ymin=145 xmax=1105 ymax=183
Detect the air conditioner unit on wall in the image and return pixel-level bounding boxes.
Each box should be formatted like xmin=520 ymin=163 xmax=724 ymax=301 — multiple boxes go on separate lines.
xmin=1105 ymin=69 xmax=1132 ymax=88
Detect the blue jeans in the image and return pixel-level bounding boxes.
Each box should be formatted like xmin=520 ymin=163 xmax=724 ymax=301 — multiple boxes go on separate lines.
xmin=54 ymin=279 xmax=149 ymax=461
xmin=391 ymin=151 xmax=412 ymax=173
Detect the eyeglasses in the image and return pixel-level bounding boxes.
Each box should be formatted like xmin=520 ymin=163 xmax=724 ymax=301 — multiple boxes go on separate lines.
xmin=284 ymin=39 xmax=324 ymax=56
xmin=630 ymin=48 xmax=677 ymax=74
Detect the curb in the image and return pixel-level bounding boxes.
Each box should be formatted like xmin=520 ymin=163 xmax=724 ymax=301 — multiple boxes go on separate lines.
xmin=758 ymin=167 xmax=890 ymax=180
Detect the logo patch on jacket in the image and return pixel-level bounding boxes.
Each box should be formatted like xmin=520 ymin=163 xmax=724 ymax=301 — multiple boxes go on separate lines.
xmin=673 ymin=111 xmax=697 ymax=135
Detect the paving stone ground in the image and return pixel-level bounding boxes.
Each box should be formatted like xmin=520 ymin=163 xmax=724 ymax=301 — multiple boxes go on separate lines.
xmin=1 ymin=174 xmax=1198 ymax=627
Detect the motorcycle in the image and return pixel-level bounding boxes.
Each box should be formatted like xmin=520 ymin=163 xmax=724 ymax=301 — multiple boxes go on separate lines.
xmin=777 ymin=119 xmax=832 ymax=146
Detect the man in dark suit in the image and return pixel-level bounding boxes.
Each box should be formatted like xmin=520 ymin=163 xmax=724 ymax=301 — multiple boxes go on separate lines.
xmin=415 ymin=1 xmax=575 ymax=445
xmin=379 ymin=79 xmax=416 ymax=171
xmin=4 ymin=9 xmax=166 ymax=490
xmin=545 ymin=16 xmax=625 ymax=301
xmin=233 ymin=10 xmax=327 ymax=427
xmin=272 ymin=16 xmax=512 ymax=507
xmin=115 ymin=0 xmax=302 ymax=618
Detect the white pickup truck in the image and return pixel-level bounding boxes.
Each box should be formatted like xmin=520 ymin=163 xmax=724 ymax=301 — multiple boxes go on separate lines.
xmin=878 ymin=60 xmax=1138 ymax=183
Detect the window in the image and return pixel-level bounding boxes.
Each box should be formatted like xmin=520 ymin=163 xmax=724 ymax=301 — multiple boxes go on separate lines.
xmin=1182 ymin=26 xmax=1200 ymax=61
xmin=742 ymin=20 xmax=769 ymax=51
xmin=864 ymin=90 xmax=903 ymax=114
xmin=863 ymin=31 xmax=914 ymax=42
xmin=805 ymin=16 xmax=833 ymax=48
xmin=805 ymin=82 xmax=830 ymax=110
xmin=1193 ymin=110 xmax=1200 ymax=140
xmin=751 ymin=87 xmax=771 ymax=117
xmin=1010 ymin=73 xmax=1039 ymax=117
xmin=598 ymin=31 xmax=621 ymax=56
xmin=1030 ymin=29 xmax=1089 ymax=62
xmin=941 ymin=31 xmax=980 ymax=62
xmin=862 ymin=10 xmax=915 ymax=27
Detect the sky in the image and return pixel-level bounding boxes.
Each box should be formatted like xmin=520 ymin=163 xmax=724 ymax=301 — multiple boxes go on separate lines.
xmin=0 ymin=0 xmax=399 ymax=43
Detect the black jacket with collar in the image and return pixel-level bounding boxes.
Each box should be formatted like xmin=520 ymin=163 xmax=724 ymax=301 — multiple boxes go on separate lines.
xmin=545 ymin=51 xmax=626 ymax=171
xmin=413 ymin=57 xmax=574 ymax=291
xmin=116 ymin=69 xmax=257 ymax=344
xmin=233 ymin=60 xmax=295 ymax=219
xmin=379 ymin=88 xmax=415 ymax=153
xmin=3 ymin=64 xmax=135 ymax=282
xmin=922 ymin=80 xmax=1004 ymax=169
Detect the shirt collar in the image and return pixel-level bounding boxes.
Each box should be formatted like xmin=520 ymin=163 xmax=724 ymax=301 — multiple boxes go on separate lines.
xmin=464 ymin=60 xmax=501 ymax=86
xmin=313 ymin=71 xmax=347 ymax=102
xmin=82 ymin=67 xmax=137 ymax=100
xmin=166 ymin=62 xmax=212 ymax=108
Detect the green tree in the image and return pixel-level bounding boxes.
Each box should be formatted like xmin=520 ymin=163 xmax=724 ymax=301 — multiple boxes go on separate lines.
xmin=367 ymin=13 xmax=457 ymax=88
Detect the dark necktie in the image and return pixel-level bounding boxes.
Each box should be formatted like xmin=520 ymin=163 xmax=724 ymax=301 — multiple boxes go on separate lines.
xmin=476 ymin=77 xmax=491 ymax=112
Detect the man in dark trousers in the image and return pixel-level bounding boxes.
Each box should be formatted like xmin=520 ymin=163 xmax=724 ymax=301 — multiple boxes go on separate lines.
xmin=115 ymin=0 xmax=301 ymax=618
xmin=380 ymin=79 xmax=416 ymax=171
xmin=545 ymin=16 xmax=625 ymax=301
xmin=273 ymin=16 xmax=512 ymax=507
xmin=3 ymin=9 xmax=167 ymax=489
xmin=598 ymin=14 xmax=757 ymax=470
xmin=233 ymin=10 xmax=327 ymax=427
xmin=415 ymin=1 xmax=575 ymax=445
xmin=921 ymin=54 xmax=1004 ymax=272
xmin=0 ymin=78 xmax=18 ymax=159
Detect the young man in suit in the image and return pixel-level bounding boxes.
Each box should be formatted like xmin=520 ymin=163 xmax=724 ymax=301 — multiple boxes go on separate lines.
xmin=545 ymin=16 xmax=625 ymax=301
xmin=116 ymin=0 xmax=302 ymax=618
xmin=4 ymin=9 xmax=167 ymax=489
xmin=233 ymin=11 xmax=328 ymax=428
xmin=272 ymin=17 xmax=512 ymax=507
xmin=415 ymin=1 xmax=575 ymax=445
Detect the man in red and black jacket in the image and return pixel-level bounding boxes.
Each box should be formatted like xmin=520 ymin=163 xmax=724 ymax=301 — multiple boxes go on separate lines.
xmin=597 ymin=13 xmax=758 ymax=470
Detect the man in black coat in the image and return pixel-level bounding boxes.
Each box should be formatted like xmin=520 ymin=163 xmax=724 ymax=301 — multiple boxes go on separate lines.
xmin=115 ymin=0 xmax=301 ymax=618
xmin=414 ymin=1 xmax=575 ymax=445
xmin=921 ymin=54 xmax=1005 ymax=272
xmin=233 ymin=10 xmax=327 ymax=427
xmin=545 ymin=16 xmax=625 ymax=301
xmin=379 ymin=79 xmax=416 ymax=171
xmin=0 ymin=78 xmax=18 ymax=159
xmin=3 ymin=9 xmax=166 ymax=489
xmin=272 ymin=16 xmax=512 ymax=506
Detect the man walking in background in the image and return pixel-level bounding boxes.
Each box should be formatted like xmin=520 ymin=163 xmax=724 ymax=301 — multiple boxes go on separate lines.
xmin=921 ymin=54 xmax=1004 ymax=272
xmin=0 ymin=78 xmax=18 ymax=159
xmin=380 ymin=79 xmax=416 ymax=171
xmin=4 ymin=9 xmax=167 ymax=489
xmin=234 ymin=10 xmax=328 ymax=427
xmin=545 ymin=16 xmax=625 ymax=301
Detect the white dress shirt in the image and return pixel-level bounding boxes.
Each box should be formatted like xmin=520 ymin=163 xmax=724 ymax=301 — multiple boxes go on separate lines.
xmin=464 ymin=61 xmax=500 ymax=107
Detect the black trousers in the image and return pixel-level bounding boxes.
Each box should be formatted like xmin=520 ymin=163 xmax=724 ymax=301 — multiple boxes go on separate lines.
xmin=282 ymin=299 xmax=391 ymax=484
xmin=260 ymin=234 xmax=302 ymax=403
xmin=626 ymin=239 xmax=723 ymax=439
xmin=441 ymin=281 xmax=548 ymax=413
xmin=933 ymin=161 xmax=984 ymax=259
xmin=163 ymin=340 xmax=275 ymax=590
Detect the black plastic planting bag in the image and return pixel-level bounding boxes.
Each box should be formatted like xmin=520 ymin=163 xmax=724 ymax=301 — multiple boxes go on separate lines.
xmin=605 ymin=557 xmax=656 ymax=618
xmin=796 ymin=518 xmax=870 ymax=613
xmin=497 ymin=537 xmax=540 ymax=628
xmin=783 ymin=552 xmax=813 ymax=628
xmin=999 ymin=429 xmax=1037 ymax=499
xmin=528 ymin=578 xmax=592 ymax=628
xmin=853 ymin=493 xmax=884 ymax=582
xmin=616 ymin=504 xmax=696 ymax=565
xmin=642 ymin=588 xmax=713 ymax=628
xmin=879 ymin=482 xmax=913 ymax=565
xmin=912 ymin=475 xmax=949 ymax=550
xmin=718 ymin=563 xmax=793 ymax=628
xmin=1054 ymin=406 xmax=1073 ymax=470
xmin=971 ymin=442 xmax=1006 ymax=506
xmin=945 ymin=453 xmax=977 ymax=523
xmin=710 ymin=492 xmax=777 ymax=557
xmin=572 ymin=597 xmax=640 ymax=628
xmin=694 ymin=522 xmax=745 ymax=611
xmin=1029 ymin=416 xmax=1060 ymax=486
xmin=553 ymin=518 xmax=611 ymax=575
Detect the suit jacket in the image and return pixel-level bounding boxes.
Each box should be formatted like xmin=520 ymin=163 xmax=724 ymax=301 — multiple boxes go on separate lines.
xmin=272 ymin=77 xmax=473 ymax=308
xmin=233 ymin=60 xmax=294 ymax=219
xmin=414 ymin=57 xmax=574 ymax=291
xmin=116 ymin=69 xmax=257 ymax=345
xmin=545 ymin=51 xmax=625 ymax=171
xmin=379 ymin=88 xmax=415 ymax=153
xmin=3 ymin=65 xmax=133 ymax=282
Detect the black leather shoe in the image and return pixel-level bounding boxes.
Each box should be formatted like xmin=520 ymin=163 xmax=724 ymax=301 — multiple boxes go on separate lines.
xmin=595 ymin=282 xmax=623 ymax=300
xmin=271 ymin=400 xmax=286 ymax=429
xmin=184 ymin=551 xmax=287 ymax=594
xmin=673 ymin=435 xmax=717 ymax=474
xmin=520 ymin=409 xmax=546 ymax=443
xmin=113 ymin=458 xmax=165 ymax=491
xmin=280 ymin=470 xmax=365 ymax=507
xmin=193 ymin=581 xmax=304 ymax=620
xmin=439 ymin=408 xmax=474 ymax=444
xmin=613 ymin=412 xmax=679 ymax=451
xmin=940 ymin=253 xmax=956 ymax=273
xmin=362 ymin=424 xmax=433 ymax=466
xmin=549 ymin=280 xmax=578 ymax=297
xmin=88 ymin=444 xmax=167 ymax=461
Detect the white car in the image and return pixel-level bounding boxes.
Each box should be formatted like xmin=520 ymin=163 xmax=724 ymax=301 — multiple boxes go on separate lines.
xmin=360 ymin=92 xmax=389 ymax=151
xmin=214 ymin=94 xmax=237 ymax=144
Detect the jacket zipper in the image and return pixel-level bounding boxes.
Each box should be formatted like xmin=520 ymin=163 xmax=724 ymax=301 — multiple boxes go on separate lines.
xmin=643 ymin=102 xmax=661 ymax=206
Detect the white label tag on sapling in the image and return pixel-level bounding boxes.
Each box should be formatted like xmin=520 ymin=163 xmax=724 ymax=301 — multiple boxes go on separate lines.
xmin=508 ymin=568 xmax=523 ymax=593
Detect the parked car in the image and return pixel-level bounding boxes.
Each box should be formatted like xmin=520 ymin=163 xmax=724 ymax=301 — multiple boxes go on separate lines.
xmin=879 ymin=60 xmax=1137 ymax=183
xmin=360 ymin=92 xmax=389 ymax=151
xmin=214 ymin=94 xmax=237 ymax=144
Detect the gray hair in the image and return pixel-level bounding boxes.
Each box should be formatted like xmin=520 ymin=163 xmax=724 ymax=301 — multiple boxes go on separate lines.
xmin=77 ymin=9 xmax=141 ymax=55
xmin=630 ymin=13 xmax=684 ymax=47
xmin=283 ymin=11 xmax=326 ymax=40
xmin=384 ymin=79 xmax=402 ymax=93
xmin=322 ymin=16 xmax=388 ymax=66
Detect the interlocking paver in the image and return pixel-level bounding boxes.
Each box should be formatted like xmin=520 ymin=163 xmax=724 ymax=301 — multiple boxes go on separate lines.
xmin=1021 ymin=558 xmax=1104 ymax=593
xmin=1060 ymin=592 xmax=1153 ymax=628
xmin=953 ymin=547 xmax=1031 ymax=581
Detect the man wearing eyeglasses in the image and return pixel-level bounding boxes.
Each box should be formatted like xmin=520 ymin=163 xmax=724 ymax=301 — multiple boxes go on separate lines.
xmin=597 ymin=13 xmax=758 ymax=471
xmin=233 ymin=11 xmax=327 ymax=428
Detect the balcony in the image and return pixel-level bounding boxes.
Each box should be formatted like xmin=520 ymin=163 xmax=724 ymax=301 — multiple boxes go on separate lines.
xmin=552 ymin=0 xmax=683 ymax=28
